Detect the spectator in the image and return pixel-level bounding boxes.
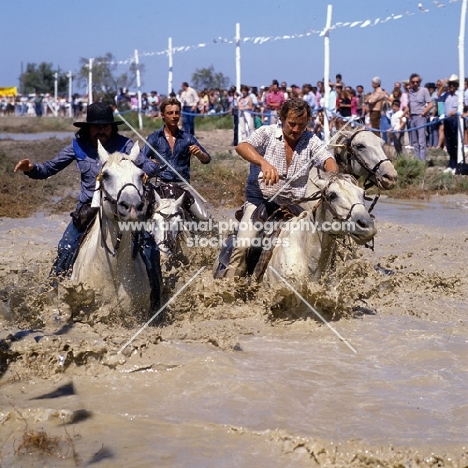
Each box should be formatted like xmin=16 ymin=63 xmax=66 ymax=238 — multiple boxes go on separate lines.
xmin=302 ymin=83 xmax=317 ymax=112
xmin=403 ymin=73 xmax=433 ymax=161
xmin=34 ymin=92 xmax=43 ymax=117
xmin=365 ymin=77 xmax=387 ymax=137
xmin=180 ymin=82 xmax=199 ymax=135
xmin=336 ymin=85 xmax=351 ymax=129
xmin=426 ymin=82 xmax=439 ymax=148
xmin=238 ymin=84 xmax=254 ymax=142
xmin=387 ymin=99 xmax=406 ymax=155
xmin=442 ymin=75 xmax=461 ymax=174
xmin=349 ymin=88 xmax=359 ymax=119
xmin=264 ymin=79 xmax=285 ymax=125
xmin=229 ymin=86 xmax=239 ymax=146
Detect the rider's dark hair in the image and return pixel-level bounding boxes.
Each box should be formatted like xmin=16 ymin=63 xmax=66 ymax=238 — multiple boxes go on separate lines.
xmin=279 ymin=97 xmax=311 ymax=121
xmin=75 ymin=124 xmax=120 ymax=143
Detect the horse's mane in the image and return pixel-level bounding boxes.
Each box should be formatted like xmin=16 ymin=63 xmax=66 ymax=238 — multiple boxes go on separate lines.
xmin=317 ymin=171 xmax=358 ymax=186
xmin=106 ymin=152 xmax=128 ymax=168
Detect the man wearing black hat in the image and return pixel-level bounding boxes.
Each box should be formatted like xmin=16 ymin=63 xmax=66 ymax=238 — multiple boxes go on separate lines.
xmin=14 ymin=102 xmax=160 ymax=277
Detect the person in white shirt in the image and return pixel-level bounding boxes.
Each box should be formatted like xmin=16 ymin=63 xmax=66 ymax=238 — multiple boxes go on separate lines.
xmin=180 ymin=82 xmax=199 ymax=135
xmin=387 ymin=99 xmax=406 ymax=154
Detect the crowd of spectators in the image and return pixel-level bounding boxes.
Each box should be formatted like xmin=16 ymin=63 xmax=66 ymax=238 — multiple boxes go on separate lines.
xmin=2 ymin=73 xmax=468 ymax=157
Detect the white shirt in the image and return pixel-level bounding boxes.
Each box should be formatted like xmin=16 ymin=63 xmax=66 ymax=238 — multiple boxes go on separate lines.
xmin=181 ymin=87 xmax=199 ymax=107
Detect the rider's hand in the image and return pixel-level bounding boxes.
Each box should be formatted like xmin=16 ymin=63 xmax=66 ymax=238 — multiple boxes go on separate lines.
xmin=14 ymin=159 xmax=34 ymax=173
xmin=260 ymin=162 xmax=279 ymax=186
xmin=189 ymin=145 xmax=202 ymax=157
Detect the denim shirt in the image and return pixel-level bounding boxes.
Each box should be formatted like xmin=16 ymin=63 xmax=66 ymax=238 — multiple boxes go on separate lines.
xmin=140 ymin=127 xmax=211 ymax=182
xmin=25 ymin=135 xmax=159 ymax=205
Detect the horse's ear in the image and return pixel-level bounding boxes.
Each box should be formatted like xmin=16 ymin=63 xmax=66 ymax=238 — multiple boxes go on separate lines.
xmin=97 ymin=140 xmax=109 ymax=166
xmin=175 ymin=193 xmax=185 ymax=209
xmin=153 ymin=188 xmax=162 ymax=206
xmin=128 ymin=142 xmax=140 ymax=162
xmin=314 ymin=177 xmax=328 ymax=190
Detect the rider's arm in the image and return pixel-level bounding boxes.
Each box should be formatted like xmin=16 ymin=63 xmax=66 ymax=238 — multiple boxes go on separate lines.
xmin=236 ymin=141 xmax=279 ymax=185
xmin=15 ymin=144 xmax=75 ymax=179
xmin=324 ymin=157 xmax=339 ymax=172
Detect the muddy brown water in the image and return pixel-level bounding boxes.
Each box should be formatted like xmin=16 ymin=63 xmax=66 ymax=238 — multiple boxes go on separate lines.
xmin=0 ymin=196 xmax=468 ymax=466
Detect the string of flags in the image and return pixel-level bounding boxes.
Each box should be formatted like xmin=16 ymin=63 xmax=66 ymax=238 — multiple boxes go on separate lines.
xmin=92 ymin=1 xmax=460 ymax=66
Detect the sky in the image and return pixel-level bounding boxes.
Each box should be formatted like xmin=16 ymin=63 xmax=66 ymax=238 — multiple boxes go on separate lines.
xmin=0 ymin=0 xmax=465 ymax=96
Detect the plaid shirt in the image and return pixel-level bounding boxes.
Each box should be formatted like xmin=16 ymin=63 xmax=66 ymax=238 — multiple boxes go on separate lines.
xmin=245 ymin=124 xmax=334 ymax=205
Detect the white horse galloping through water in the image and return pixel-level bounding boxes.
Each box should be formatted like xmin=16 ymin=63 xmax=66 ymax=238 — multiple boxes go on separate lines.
xmin=261 ymin=172 xmax=377 ymax=286
xmin=311 ymin=128 xmax=398 ymax=192
xmin=72 ymin=141 xmax=161 ymax=316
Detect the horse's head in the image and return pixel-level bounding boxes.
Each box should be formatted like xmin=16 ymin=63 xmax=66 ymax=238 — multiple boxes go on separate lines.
xmin=332 ymin=130 xmax=397 ymax=190
xmin=314 ymin=173 xmax=377 ymax=245
xmin=152 ymin=191 xmax=186 ymax=261
xmin=97 ymin=141 xmax=149 ymax=222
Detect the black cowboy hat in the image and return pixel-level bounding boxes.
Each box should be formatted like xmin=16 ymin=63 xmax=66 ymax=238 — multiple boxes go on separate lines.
xmin=73 ymin=102 xmax=124 ymax=127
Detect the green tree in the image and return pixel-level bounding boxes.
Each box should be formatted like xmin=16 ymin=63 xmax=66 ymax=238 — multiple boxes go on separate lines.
xmin=191 ymin=65 xmax=230 ymax=90
xmin=21 ymin=62 xmax=68 ymax=95
xmin=76 ymin=52 xmax=144 ymax=104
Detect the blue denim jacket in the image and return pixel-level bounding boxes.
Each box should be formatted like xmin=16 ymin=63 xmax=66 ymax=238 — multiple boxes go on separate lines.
xmin=25 ymin=135 xmax=159 ymax=205
xmin=140 ymin=127 xmax=211 ymax=182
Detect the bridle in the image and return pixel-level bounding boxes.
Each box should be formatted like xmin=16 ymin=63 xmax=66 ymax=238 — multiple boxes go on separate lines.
xmin=335 ymin=129 xmax=391 ymax=213
xmin=95 ymin=162 xmax=153 ymax=257
xmin=300 ymin=175 xmax=374 ymax=250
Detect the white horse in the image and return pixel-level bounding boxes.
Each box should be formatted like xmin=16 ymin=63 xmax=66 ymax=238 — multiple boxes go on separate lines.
xmin=315 ymin=128 xmax=398 ymax=191
xmin=152 ymin=190 xmax=186 ymax=262
xmin=263 ymin=172 xmax=377 ymax=286
xmin=72 ymin=141 xmax=157 ymax=315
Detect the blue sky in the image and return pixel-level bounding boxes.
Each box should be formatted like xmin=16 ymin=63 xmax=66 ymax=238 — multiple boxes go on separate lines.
xmin=0 ymin=0 xmax=464 ymax=95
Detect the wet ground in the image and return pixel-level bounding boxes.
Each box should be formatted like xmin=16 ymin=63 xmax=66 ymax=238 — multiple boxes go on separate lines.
xmin=0 ymin=195 xmax=467 ymax=466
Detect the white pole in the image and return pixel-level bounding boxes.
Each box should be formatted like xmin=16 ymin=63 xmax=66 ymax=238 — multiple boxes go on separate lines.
xmin=88 ymin=58 xmax=93 ymax=104
xmin=235 ymin=23 xmax=241 ymax=92
xmin=168 ymin=37 xmax=173 ymax=96
xmin=54 ymin=72 xmax=58 ymax=117
xmin=67 ymin=71 xmax=72 ymax=118
xmin=457 ymin=0 xmax=467 ymax=164
xmin=135 ymin=49 xmax=143 ymax=130
xmin=323 ymin=5 xmax=332 ymax=143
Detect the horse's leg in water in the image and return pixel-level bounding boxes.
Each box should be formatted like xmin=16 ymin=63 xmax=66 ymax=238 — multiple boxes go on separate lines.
xmin=139 ymin=231 xmax=163 ymax=321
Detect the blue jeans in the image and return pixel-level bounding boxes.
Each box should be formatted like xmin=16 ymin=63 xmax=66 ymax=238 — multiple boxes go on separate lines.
xmin=182 ymin=106 xmax=195 ymax=135
xmin=380 ymin=115 xmax=391 ymax=144
xmin=428 ymin=118 xmax=439 ymax=147
xmin=52 ymin=218 xmax=82 ymax=277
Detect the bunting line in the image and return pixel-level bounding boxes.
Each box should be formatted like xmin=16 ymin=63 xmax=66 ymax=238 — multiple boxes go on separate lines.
xmin=90 ymin=2 xmax=459 ymax=66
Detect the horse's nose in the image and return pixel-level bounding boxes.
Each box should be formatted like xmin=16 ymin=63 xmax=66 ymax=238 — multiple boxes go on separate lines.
xmin=381 ymin=172 xmax=397 ymax=189
xmin=355 ymin=215 xmax=375 ymax=231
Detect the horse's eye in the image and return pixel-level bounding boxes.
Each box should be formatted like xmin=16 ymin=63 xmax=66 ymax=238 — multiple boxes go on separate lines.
xmin=355 ymin=144 xmax=365 ymax=151
xmin=327 ymin=192 xmax=338 ymax=201
xmin=101 ymin=171 xmax=109 ymax=180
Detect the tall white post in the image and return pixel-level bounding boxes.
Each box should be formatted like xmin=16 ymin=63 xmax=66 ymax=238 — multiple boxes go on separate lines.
xmin=135 ymin=49 xmax=143 ymax=130
xmin=54 ymin=72 xmax=58 ymax=117
xmin=235 ymin=23 xmax=241 ymax=92
xmin=88 ymin=58 xmax=93 ymax=104
xmin=67 ymin=71 xmax=72 ymax=118
xmin=457 ymin=0 xmax=467 ymax=164
xmin=168 ymin=37 xmax=173 ymax=95
xmin=323 ymin=5 xmax=332 ymax=143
